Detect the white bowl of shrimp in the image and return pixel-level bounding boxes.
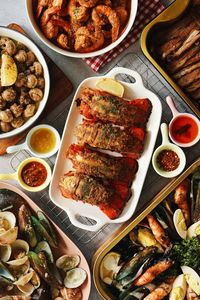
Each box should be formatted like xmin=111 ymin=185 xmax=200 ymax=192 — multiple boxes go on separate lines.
xmin=26 ymin=0 xmax=138 ymax=58
xmin=0 ymin=26 xmax=50 ymax=139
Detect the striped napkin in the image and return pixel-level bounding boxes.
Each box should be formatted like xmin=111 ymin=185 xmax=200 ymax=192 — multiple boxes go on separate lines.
xmin=84 ymin=0 xmax=165 ymax=72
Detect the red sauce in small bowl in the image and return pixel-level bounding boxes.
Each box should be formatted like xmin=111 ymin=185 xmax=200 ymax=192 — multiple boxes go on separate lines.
xmin=21 ymin=161 xmax=47 ymax=187
xmin=171 ymin=115 xmax=199 ymax=144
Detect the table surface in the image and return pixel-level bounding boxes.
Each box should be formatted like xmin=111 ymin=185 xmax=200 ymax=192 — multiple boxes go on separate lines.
xmin=0 ymin=1 xmax=196 ymax=300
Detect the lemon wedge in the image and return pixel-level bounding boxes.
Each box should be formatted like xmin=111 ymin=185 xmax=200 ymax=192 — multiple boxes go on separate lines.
xmin=1 ymin=53 xmax=18 ymax=86
xmin=169 ymin=274 xmax=187 ymax=300
xmin=100 ymin=252 xmax=121 ymax=285
xmin=181 ymin=266 xmax=200 ymax=295
xmin=96 ymin=78 xmax=124 ymax=97
xmin=173 ymin=209 xmax=187 ymax=239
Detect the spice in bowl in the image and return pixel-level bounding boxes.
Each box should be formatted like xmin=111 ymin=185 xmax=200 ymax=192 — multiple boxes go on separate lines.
xmin=156 ymin=149 xmax=180 ymax=172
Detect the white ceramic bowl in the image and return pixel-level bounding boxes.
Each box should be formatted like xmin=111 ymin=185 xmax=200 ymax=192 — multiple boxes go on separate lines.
xmin=0 ymin=26 xmax=50 ymax=139
xmin=25 ymin=0 xmax=138 ymax=58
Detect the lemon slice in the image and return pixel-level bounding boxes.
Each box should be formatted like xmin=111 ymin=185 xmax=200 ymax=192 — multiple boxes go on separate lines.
xmin=181 ymin=266 xmax=200 ymax=295
xmin=96 ymin=78 xmax=124 ymax=97
xmin=169 ymin=274 xmax=187 ymax=300
xmin=100 ymin=252 xmax=121 ymax=285
xmin=173 ymin=209 xmax=187 ymax=239
xmin=1 ymin=53 xmax=18 ymax=86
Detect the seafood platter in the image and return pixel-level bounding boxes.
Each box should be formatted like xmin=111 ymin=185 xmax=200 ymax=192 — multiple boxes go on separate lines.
xmin=0 ymin=182 xmax=91 ymax=299
xmin=49 ymin=67 xmax=162 ymax=231
xmin=1 ymin=0 xmax=200 ymax=299
xmin=141 ymin=0 xmax=200 ymax=118
xmin=93 ymin=157 xmax=200 ymax=300
xmin=26 ymin=0 xmax=138 ymax=57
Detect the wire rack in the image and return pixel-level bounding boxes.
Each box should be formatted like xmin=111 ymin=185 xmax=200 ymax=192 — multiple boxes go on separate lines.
xmin=10 ymin=53 xmax=195 ymax=250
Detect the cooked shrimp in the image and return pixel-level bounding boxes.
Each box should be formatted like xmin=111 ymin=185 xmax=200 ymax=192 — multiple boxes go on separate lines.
xmin=115 ymin=6 xmax=128 ymax=24
xmin=75 ymin=25 xmax=104 ymax=52
xmin=133 ymin=259 xmax=173 ymax=286
xmin=52 ymin=19 xmax=73 ymax=49
xmin=36 ymin=0 xmax=49 ymax=18
xmin=40 ymin=6 xmax=60 ymax=26
xmin=77 ymin=0 xmax=98 ymax=7
xmin=92 ymin=5 xmax=120 ymax=42
xmin=147 ymin=213 xmax=171 ymax=248
xmin=42 ymin=19 xmax=59 ymax=39
xmin=174 ymin=179 xmax=190 ymax=225
xmin=67 ymin=0 xmax=89 ymax=22
xmin=143 ymin=281 xmax=173 ymax=300
xmin=187 ymin=286 xmax=199 ymax=300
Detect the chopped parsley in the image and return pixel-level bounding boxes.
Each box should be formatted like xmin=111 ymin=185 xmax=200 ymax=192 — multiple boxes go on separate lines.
xmin=172 ymin=237 xmax=200 ymax=269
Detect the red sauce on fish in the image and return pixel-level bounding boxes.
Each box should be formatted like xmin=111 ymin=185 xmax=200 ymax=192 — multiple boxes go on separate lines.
xmin=171 ymin=115 xmax=198 ymax=144
xmin=21 ymin=161 xmax=47 ymax=187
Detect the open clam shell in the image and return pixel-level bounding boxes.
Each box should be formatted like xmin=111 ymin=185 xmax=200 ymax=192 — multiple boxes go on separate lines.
xmin=0 ymin=245 xmax=12 ymax=262
xmin=17 ymin=282 xmax=35 ymax=296
xmin=56 ymin=255 xmax=80 ymax=271
xmin=64 ymin=267 xmax=87 ymax=288
xmin=0 ymin=212 xmax=16 ymax=230
xmin=14 ymin=270 xmax=34 ymax=286
xmin=11 ymin=239 xmax=29 ymax=259
xmin=0 ymin=227 xmax=18 ymax=245
xmin=7 ymin=255 xmax=28 ymax=266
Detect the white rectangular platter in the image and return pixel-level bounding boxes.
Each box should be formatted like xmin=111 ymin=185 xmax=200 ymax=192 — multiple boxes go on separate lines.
xmin=49 ymin=67 xmax=162 ymax=231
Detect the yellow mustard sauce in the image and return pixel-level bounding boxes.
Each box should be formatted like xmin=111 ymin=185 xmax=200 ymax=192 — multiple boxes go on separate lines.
xmin=30 ymin=128 xmax=56 ymax=154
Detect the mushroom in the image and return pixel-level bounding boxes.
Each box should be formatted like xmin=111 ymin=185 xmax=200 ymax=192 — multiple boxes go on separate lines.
xmin=26 ymin=51 xmax=36 ymax=65
xmin=0 ymin=109 xmax=13 ymax=122
xmin=0 ymin=121 xmax=12 ymax=132
xmin=23 ymin=104 xmax=36 ymax=118
xmin=10 ymin=103 xmax=24 ymax=118
xmin=4 ymin=39 xmax=17 ymax=56
xmin=33 ymin=62 xmax=43 ymax=76
xmin=14 ymin=50 xmax=27 ymax=63
xmin=26 ymin=74 xmax=38 ymax=89
xmin=19 ymin=93 xmax=31 ymax=106
xmin=0 ymin=96 xmax=6 ymax=110
xmin=29 ymin=88 xmax=43 ymax=102
xmin=37 ymin=77 xmax=45 ymax=89
xmin=15 ymin=73 xmax=27 ymax=88
xmin=2 ymin=88 xmax=17 ymax=102
xmin=11 ymin=117 xmax=24 ymax=128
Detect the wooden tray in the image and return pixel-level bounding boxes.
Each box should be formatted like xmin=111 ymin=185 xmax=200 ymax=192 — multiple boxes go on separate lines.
xmin=0 ymin=23 xmax=73 ymax=155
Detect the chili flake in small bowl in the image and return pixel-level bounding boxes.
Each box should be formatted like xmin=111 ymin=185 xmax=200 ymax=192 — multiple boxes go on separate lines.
xmin=152 ymin=123 xmax=186 ymax=178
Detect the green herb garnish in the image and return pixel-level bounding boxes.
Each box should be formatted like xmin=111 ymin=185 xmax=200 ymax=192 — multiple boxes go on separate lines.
xmin=172 ymin=237 xmax=200 ymax=269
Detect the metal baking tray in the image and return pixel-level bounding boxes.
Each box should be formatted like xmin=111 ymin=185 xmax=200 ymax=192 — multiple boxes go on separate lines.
xmin=92 ymin=157 xmax=200 ymax=300
xmin=140 ymin=0 xmax=200 ymax=119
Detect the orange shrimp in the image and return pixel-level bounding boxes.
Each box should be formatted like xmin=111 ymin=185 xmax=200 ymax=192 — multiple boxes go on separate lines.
xmin=77 ymin=0 xmax=99 ymax=7
xmin=174 ymin=179 xmax=190 ymax=225
xmin=143 ymin=281 xmax=173 ymax=300
xmin=75 ymin=25 xmax=104 ymax=52
xmin=147 ymin=213 xmax=171 ymax=248
xmin=52 ymin=19 xmax=73 ymax=49
xmin=67 ymin=0 xmax=89 ymax=22
xmin=40 ymin=6 xmax=60 ymax=26
xmin=115 ymin=6 xmax=128 ymax=24
xmin=36 ymin=0 xmax=50 ymax=18
xmin=133 ymin=259 xmax=173 ymax=286
xmin=92 ymin=5 xmax=120 ymax=42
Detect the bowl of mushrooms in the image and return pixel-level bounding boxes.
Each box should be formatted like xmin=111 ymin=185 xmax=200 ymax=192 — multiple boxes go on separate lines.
xmin=0 ymin=26 xmax=50 ymax=139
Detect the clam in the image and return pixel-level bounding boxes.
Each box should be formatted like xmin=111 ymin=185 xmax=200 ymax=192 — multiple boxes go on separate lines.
xmin=0 ymin=227 xmax=18 ymax=245
xmin=7 ymin=255 xmax=28 ymax=266
xmin=64 ymin=268 xmax=87 ymax=288
xmin=56 ymin=255 xmax=80 ymax=271
xmin=14 ymin=270 xmax=34 ymax=286
xmin=0 ymin=244 xmax=11 ymax=262
xmin=0 ymin=212 xmax=16 ymax=230
xmin=17 ymin=282 xmax=35 ymax=296
xmin=9 ymin=259 xmax=30 ymax=279
xmin=11 ymin=239 xmax=29 ymax=259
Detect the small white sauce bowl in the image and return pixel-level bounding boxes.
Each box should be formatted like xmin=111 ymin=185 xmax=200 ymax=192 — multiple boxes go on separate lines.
xmin=0 ymin=157 xmax=52 ymax=192
xmin=152 ymin=123 xmax=186 ymax=178
xmin=6 ymin=124 xmax=60 ymax=158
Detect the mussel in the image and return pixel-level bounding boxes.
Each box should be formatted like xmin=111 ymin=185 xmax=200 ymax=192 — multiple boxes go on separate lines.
xmin=191 ymin=169 xmax=200 ymax=223
xmin=37 ymin=212 xmax=58 ymax=246
xmin=0 ymin=189 xmax=24 ymax=213
xmin=18 ymin=205 xmax=37 ymax=248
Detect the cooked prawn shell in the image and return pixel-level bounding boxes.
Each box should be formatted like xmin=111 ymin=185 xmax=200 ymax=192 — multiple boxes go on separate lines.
xmin=75 ymin=25 xmax=104 ymax=53
xmin=143 ymin=281 xmax=173 ymax=300
xmin=174 ymin=179 xmax=190 ymax=226
xmin=133 ymin=258 xmax=173 ymax=286
xmin=146 ymin=213 xmax=172 ymax=249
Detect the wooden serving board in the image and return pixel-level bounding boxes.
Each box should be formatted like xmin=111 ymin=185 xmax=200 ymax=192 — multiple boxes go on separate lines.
xmin=0 ymin=23 xmax=73 ymax=155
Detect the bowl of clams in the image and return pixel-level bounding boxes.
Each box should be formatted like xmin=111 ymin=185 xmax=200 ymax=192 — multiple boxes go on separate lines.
xmin=26 ymin=0 xmax=138 ymax=58
xmin=0 ymin=26 xmax=50 ymax=139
